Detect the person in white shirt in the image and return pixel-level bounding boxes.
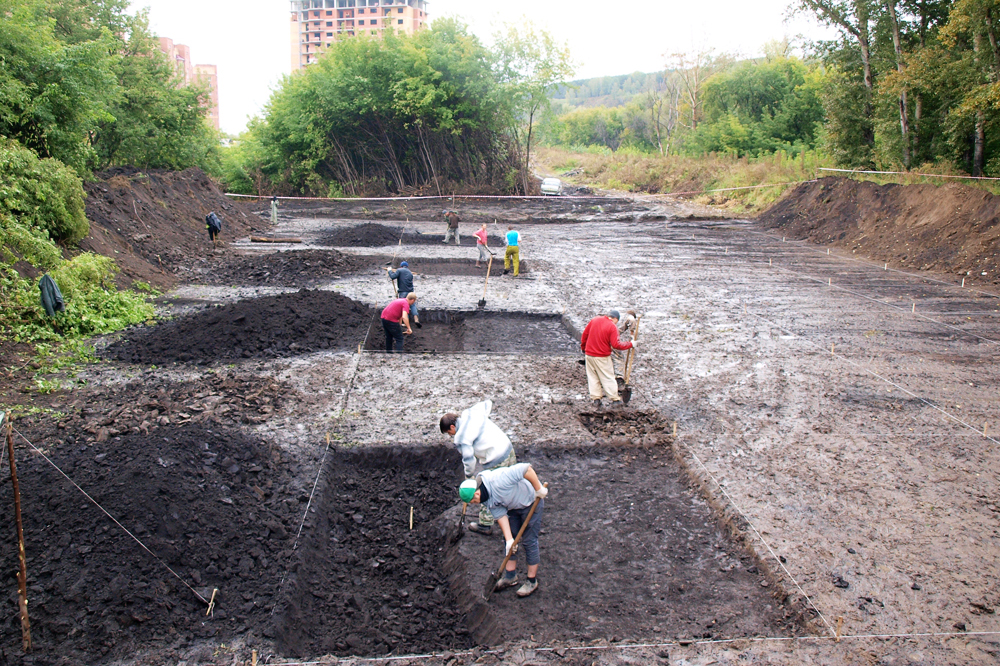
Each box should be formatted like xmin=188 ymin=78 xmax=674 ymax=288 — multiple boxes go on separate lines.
xmin=440 ymin=399 xmax=516 ymax=535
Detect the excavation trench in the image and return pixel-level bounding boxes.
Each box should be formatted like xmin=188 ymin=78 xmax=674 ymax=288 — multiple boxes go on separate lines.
xmin=365 ymin=310 xmax=579 ymax=354
xmin=274 ymin=416 xmax=799 ymax=660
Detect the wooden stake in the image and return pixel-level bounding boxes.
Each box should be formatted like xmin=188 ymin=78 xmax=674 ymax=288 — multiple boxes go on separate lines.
xmin=769 ymin=258 xmax=772 ymax=266
xmin=884 ymin=263 xmax=887 ymax=270
xmin=835 ymin=616 xmax=844 ymax=642
xmin=672 ymin=422 xmax=678 ymax=437
xmin=962 ymin=277 xmax=965 ymax=287
xmin=912 ymin=303 xmax=916 ymax=313
xmin=827 ymin=248 xmax=830 ymax=254
xmin=252 ymin=650 xmax=258 ymax=666
xmin=206 ymin=588 xmax=218 ymax=616
xmin=5 ymin=417 xmax=32 ymax=652
xmin=831 ymin=343 xmax=835 ymax=354
xmin=828 ymin=278 xmax=831 ymax=286
xmin=409 ymin=506 xmax=414 ymax=530
xmin=985 ymin=422 xmax=989 ymax=437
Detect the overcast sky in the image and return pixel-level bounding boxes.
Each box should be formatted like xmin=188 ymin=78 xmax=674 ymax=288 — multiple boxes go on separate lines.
xmin=130 ymin=0 xmax=836 ymax=135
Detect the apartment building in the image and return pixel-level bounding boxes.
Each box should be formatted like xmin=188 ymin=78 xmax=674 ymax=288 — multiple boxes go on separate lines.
xmin=290 ymin=0 xmax=429 ymax=71
xmin=158 ymin=38 xmax=220 ymax=131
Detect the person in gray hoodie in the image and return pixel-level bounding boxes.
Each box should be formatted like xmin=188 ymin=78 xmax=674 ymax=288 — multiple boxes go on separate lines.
xmin=440 ymin=399 xmax=516 ymax=535
xmin=458 ymin=463 xmax=548 ymax=597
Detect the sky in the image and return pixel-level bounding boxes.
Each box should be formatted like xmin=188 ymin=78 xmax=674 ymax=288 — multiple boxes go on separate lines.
xmin=130 ymin=0 xmax=837 ymax=135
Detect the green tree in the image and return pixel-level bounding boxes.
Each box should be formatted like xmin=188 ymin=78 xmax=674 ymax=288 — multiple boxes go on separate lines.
xmin=492 ymin=22 xmax=575 ymax=191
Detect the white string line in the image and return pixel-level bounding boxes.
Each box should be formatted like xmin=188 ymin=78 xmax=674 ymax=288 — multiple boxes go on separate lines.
xmin=271 ymin=226 xmax=406 ymax=617
xmin=261 ymin=630 xmax=1000 ymax=665
xmin=744 ymin=228 xmax=1000 ymax=301
xmin=683 ymin=446 xmax=836 ymax=637
xmin=818 ymin=166 xmax=1000 ymax=181
xmin=11 ymin=427 xmax=209 ymax=604
xmin=738 ymin=308 xmax=1000 ymax=447
xmin=762 ymin=263 xmax=1000 ymax=346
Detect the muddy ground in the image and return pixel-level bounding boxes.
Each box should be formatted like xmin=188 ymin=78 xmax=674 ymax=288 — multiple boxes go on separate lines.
xmin=3 ymin=183 xmax=1000 ymax=665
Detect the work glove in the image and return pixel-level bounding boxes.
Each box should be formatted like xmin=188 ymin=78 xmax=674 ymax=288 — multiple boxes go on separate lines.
xmin=534 ymin=486 xmax=548 ymax=500
xmin=505 ymin=539 xmax=517 ymax=556
xmin=630 ymin=340 xmax=639 ymax=350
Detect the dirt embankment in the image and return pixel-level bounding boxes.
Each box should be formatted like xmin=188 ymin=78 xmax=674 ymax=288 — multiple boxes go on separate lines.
xmin=759 ymin=177 xmax=1000 ymax=282
xmin=80 ymin=168 xmax=270 ymax=290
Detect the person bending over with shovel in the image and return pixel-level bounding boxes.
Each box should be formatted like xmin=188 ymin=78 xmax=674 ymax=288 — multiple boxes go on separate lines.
xmin=441 ymin=400 xmax=517 ymax=535
xmin=580 ymin=309 xmax=637 ymax=409
xmin=474 ymin=223 xmax=491 ymax=268
xmin=458 ymin=463 xmax=548 ymax=597
xmin=380 ymin=293 xmax=417 ymax=353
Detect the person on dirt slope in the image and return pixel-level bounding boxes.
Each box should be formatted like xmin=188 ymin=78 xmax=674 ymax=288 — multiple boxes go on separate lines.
xmin=612 ymin=309 xmax=638 ymax=378
xmin=443 ymin=210 xmax=460 ymax=245
xmin=440 ymin=400 xmax=517 ymax=536
xmin=386 ymin=261 xmax=421 ymax=327
xmin=206 ymin=211 xmax=222 ymax=243
xmin=458 ymin=463 xmax=548 ymax=597
xmin=474 ymin=222 xmax=490 ymax=268
xmin=381 ymin=293 xmax=417 ymax=353
xmin=580 ymin=310 xmax=637 ymax=409
xmin=503 ymin=226 xmax=520 ymax=276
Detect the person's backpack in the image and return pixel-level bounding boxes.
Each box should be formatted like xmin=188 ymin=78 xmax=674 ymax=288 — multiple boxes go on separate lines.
xmin=39 ymin=274 xmax=65 ymax=317
xmin=206 ymin=212 xmax=222 ymax=232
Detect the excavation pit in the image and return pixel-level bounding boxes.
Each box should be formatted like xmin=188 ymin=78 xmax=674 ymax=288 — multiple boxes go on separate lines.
xmin=365 ymin=310 xmax=578 ymax=354
xmin=274 ymin=443 xmax=798 ymax=660
xmin=318 ymin=223 xmax=507 ymax=248
xmin=386 ymin=257 xmax=530 ymax=276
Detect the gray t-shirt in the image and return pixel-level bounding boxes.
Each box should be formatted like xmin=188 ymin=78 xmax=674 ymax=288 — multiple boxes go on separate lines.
xmin=479 ymin=463 xmax=535 ymax=519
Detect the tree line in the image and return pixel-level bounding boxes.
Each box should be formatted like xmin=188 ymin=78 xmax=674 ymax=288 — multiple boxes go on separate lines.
xmin=222 ymin=20 xmax=573 ymax=197
xmin=540 ymin=0 xmax=1000 ymax=176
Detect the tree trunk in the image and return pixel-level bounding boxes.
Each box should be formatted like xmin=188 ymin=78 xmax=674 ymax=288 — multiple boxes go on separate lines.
xmin=974 ymin=112 xmax=985 ymax=177
xmin=884 ymin=0 xmax=910 ymax=168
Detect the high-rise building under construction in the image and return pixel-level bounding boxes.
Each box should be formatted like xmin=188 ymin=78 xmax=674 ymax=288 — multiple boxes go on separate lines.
xmin=290 ymin=0 xmax=429 ymax=71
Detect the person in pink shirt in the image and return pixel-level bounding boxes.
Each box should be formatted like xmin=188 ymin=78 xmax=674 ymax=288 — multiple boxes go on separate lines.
xmin=474 ymin=223 xmax=490 ymax=267
xmin=381 ymin=293 xmax=417 ymax=353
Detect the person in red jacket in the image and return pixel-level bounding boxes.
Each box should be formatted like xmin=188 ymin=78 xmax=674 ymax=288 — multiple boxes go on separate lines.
xmin=580 ymin=310 xmax=638 ymax=409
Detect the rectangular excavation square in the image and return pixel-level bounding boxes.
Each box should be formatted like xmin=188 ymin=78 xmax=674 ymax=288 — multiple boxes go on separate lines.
xmin=365 ymin=310 xmax=580 ymax=354
xmin=273 ymin=437 xmax=798 ymax=660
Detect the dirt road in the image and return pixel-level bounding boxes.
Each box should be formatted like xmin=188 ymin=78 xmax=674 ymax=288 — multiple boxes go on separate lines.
xmin=3 ymin=194 xmax=999 ymax=665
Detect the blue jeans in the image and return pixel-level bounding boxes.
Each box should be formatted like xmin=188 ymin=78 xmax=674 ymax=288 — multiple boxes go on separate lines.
xmin=382 ymin=318 xmax=404 ymax=353
xmin=506 ymin=501 xmax=543 ymax=566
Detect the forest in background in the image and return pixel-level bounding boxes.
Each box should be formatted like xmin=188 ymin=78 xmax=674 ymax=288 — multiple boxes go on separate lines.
xmin=538 ymin=0 xmax=1000 ymax=178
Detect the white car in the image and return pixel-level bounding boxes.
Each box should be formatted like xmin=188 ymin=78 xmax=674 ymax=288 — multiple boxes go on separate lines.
xmin=540 ymin=177 xmax=563 ymax=196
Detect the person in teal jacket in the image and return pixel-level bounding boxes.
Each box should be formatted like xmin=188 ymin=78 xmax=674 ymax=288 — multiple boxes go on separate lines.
xmin=503 ymin=226 xmax=520 ymax=276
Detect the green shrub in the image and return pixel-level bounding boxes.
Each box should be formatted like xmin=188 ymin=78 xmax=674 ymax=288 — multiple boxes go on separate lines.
xmin=0 ymin=139 xmax=88 ymax=244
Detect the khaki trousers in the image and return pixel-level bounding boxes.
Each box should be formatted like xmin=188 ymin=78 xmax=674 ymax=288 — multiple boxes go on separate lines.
xmin=585 ymin=355 xmax=620 ymax=401
xmin=504 ymin=245 xmax=519 ymax=275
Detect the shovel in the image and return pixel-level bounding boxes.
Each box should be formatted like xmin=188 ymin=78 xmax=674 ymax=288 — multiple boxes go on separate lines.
xmin=619 ymin=316 xmax=641 ymax=406
xmin=477 ymin=252 xmax=494 ymax=309
xmin=483 ymin=483 xmax=547 ymax=600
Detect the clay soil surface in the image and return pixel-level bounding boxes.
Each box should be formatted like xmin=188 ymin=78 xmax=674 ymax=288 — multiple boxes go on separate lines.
xmin=4 ymin=181 xmax=1000 ymax=666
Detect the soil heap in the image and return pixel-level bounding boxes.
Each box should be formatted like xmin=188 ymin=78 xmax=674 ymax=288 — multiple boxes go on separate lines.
xmin=181 ymin=249 xmax=381 ymax=287
xmin=317 ymin=223 xmax=505 ymax=248
xmin=760 ymin=177 xmax=1000 ymax=282
xmin=0 ymin=423 xmax=296 ymax=665
xmin=81 ymin=167 xmax=269 ymax=290
xmin=105 ymin=290 xmax=373 ymax=365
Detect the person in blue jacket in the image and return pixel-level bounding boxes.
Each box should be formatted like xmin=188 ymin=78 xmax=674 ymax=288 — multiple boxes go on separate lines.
xmin=387 ymin=261 xmax=421 ymax=328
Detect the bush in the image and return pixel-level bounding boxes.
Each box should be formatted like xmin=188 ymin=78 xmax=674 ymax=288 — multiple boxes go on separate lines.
xmin=0 ymin=139 xmax=89 ymax=244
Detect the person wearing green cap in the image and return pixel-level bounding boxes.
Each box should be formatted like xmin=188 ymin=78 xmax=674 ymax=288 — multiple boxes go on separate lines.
xmin=459 ymin=463 xmax=548 ymax=598
xmin=440 ymin=400 xmax=517 ymax=536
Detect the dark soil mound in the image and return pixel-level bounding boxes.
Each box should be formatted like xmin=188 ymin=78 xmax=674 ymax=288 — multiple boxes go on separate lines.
xmin=317 ymin=223 xmax=506 ymax=248
xmin=105 ymin=290 xmax=373 ymax=365
xmin=81 ymin=167 xmax=269 ymax=290
xmin=0 ymin=423 xmax=297 ymax=665
xmin=274 ymin=446 xmax=467 ymax=658
xmin=760 ymin=177 xmax=1000 ymax=283
xmin=182 ymin=249 xmax=384 ymax=287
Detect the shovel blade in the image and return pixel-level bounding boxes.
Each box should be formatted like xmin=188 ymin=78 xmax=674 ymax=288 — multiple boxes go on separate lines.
xmin=483 ymin=572 xmax=499 ymax=600
xmin=621 ymin=385 xmax=633 ymax=405
xmin=477 ymin=299 xmax=486 ymax=309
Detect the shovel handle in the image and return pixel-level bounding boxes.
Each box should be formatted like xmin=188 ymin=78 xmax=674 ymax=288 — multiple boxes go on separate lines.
xmin=481 ymin=255 xmax=493 ymax=300
xmin=492 ymin=483 xmax=547 ymax=579
xmin=623 ymin=316 xmax=641 ymax=385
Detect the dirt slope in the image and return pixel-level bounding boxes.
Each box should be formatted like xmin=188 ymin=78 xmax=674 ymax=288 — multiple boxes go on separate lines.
xmin=80 ymin=167 xmax=270 ymax=290
xmin=759 ymin=177 xmax=1000 ymax=283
